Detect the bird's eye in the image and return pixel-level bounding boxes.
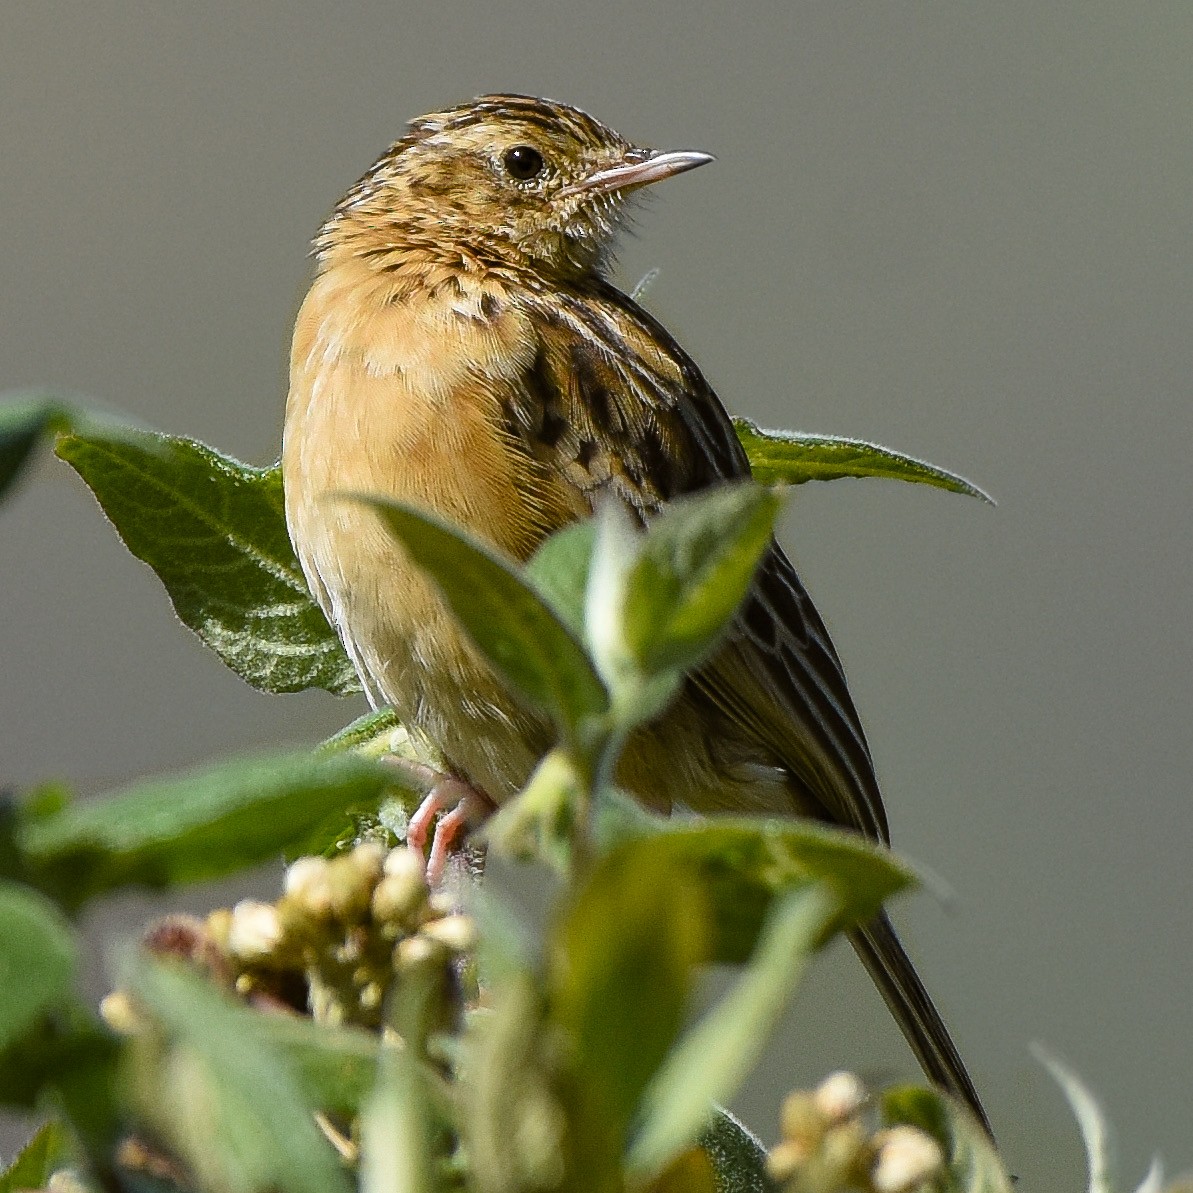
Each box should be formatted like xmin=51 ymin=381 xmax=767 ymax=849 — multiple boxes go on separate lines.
xmin=503 ymin=144 xmax=545 ymax=181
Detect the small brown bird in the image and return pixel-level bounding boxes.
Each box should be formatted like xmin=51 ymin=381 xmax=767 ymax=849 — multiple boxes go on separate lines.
xmin=282 ymin=94 xmax=988 ymax=1130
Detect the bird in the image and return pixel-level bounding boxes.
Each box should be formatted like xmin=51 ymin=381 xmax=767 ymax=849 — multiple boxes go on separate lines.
xmin=282 ymin=93 xmax=989 ymax=1132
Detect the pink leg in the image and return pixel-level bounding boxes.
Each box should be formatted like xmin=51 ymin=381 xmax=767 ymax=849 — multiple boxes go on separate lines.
xmin=382 ymin=757 xmax=494 ymax=882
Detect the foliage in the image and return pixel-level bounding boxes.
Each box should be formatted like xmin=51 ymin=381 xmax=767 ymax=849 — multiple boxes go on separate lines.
xmin=2 ymin=391 xmax=1082 ymax=1193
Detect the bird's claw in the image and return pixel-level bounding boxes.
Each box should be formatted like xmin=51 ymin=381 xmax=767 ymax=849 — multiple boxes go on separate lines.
xmin=381 ymin=757 xmax=494 ymax=885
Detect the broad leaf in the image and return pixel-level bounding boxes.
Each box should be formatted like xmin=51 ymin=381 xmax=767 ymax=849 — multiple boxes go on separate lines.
xmin=733 ymin=417 xmax=992 ymax=502
xmin=548 ymin=847 xmax=709 ymax=1186
xmin=595 ymin=797 xmax=913 ymax=962
xmin=0 ymin=1120 xmax=70 ymax=1193
xmin=0 ymin=883 xmax=77 ymax=1049
xmin=126 ymin=954 xmax=351 ymax=1193
xmin=627 ymin=887 xmax=833 ymax=1181
xmin=883 ymin=1084 xmax=1011 ymax=1193
xmin=18 ymin=751 xmax=401 ymax=908
xmin=524 ymin=519 xmax=597 ymax=640
xmin=619 ymin=482 xmax=780 ymax=676
xmin=352 ymin=495 xmax=609 ymax=743
xmin=56 ymin=427 xmax=358 ymax=695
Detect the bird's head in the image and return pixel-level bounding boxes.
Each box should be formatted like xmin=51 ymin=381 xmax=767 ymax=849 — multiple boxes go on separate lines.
xmin=317 ymin=94 xmax=712 ymax=280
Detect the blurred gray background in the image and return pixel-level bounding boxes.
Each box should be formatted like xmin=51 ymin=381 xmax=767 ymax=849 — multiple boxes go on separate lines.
xmin=4 ymin=2 xmax=1191 ymax=1185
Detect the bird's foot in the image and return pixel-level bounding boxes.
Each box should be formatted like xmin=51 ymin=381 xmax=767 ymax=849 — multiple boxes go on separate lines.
xmin=382 ymin=758 xmax=495 ymax=885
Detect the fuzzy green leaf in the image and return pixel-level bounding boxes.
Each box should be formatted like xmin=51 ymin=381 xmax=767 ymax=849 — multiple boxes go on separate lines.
xmin=549 ymin=847 xmax=710 ymax=1184
xmin=0 ymin=1120 xmax=70 ymax=1193
xmin=733 ymin=417 xmax=993 ymax=502
xmin=619 ymin=482 xmax=780 ymax=676
xmin=352 ymin=495 xmax=609 ymax=743
xmin=0 ymin=884 xmax=77 ymax=1049
xmin=524 ymin=519 xmax=596 ymax=640
xmin=595 ymin=797 xmax=913 ymax=963
xmin=18 ymin=751 xmax=400 ymax=908
xmin=883 ymin=1084 xmax=1011 ymax=1193
xmin=56 ymin=427 xmax=359 ymax=695
xmin=126 ymin=954 xmax=351 ymax=1193
xmin=698 ymin=1111 xmax=776 ymax=1193
xmin=628 ymin=887 xmax=833 ymax=1181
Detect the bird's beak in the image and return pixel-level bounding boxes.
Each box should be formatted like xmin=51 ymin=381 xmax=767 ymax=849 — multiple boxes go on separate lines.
xmin=563 ymin=149 xmax=714 ymax=197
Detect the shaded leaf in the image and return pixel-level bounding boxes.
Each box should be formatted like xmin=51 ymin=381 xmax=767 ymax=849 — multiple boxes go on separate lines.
xmin=883 ymin=1084 xmax=1011 ymax=1193
xmin=0 ymin=883 xmax=77 ymax=1049
xmin=627 ymin=887 xmax=833 ymax=1181
xmin=698 ymin=1111 xmax=777 ymax=1193
xmin=0 ymin=1120 xmax=70 ymax=1193
xmin=352 ymin=495 xmax=609 ymax=743
xmin=733 ymin=417 xmax=993 ymax=503
xmin=126 ymin=954 xmax=351 ymax=1193
xmin=56 ymin=427 xmax=358 ymax=695
xmin=18 ymin=751 xmax=401 ymax=909
xmin=595 ymin=797 xmax=913 ymax=963
xmin=548 ymin=848 xmax=709 ymax=1186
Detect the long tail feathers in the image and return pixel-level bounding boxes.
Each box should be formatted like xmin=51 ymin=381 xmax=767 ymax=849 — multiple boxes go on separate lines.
xmin=849 ymin=911 xmax=993 ymax=1139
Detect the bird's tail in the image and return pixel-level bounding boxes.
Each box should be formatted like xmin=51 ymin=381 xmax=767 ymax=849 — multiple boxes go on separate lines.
xmin=848 ymin=911 xmax=992 ymax=1138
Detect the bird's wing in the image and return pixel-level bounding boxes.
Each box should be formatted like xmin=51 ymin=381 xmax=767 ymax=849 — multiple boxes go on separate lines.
xmin=513 ymin=280 xmax=887 ymax=841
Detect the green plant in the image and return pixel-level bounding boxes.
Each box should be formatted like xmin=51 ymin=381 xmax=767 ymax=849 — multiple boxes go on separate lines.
xmin=0 ymin=394 xmax=1029 ymax=1191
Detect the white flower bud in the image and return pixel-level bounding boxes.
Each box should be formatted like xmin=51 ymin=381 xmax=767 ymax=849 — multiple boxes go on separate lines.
xmin=871 ymin=1126 xmax=945 ymax=1193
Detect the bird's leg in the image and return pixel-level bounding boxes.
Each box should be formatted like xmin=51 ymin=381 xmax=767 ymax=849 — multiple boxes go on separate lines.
xmin=382 ymin=757 xmax=495 ymax=885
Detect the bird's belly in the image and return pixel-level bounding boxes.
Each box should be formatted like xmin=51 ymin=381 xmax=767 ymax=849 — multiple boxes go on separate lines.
xmin=283 ymin=349 xmax=557 ymax=801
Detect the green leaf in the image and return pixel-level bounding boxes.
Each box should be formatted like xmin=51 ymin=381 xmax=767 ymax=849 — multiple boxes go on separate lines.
xmin=318 ymin=706 xmax=405 ymax=755
xmin=524 ymin=519 xmax=596 ymax=640
xmin=698 ymin=1111 xmax=777 ymax=1193
xmin=360 ymin=1048 xmax=441 ymax=1193
xmin=733 ymin=417 xmax=993 ymax=503
xmin=18 ymin=751 xmax=401 ymax=908
xmin=548 ymin=847 xmax=709 ymax=1184
xmin=0 ymin=397 xmax=67 ymax=500
xmin=0 ymin=1120 xmax=70 ymax=1193
xmin=351 ymin=495 xmax=609 ymax=743
xmin=595 ymin=799 xmax=914 ymax=963
xmin=0 ymin=883 xmax=77 ymax=1049
xmin=56 ymin=426 xmax=358 ymax=695
xmin=126 ymin=954 xmax=351 ymax=1193
xmin=252 ymin=1013 xmax=381 ymax=1118
xmin=882 ymin=1084 xmax=1012 ymax=1193
xmin=619 ymin=482 xmax=780 ymax=677
xmin=627 ymin=887 xmax=834 ymax=1181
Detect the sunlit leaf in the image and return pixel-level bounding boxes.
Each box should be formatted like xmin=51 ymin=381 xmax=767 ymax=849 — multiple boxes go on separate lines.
xmin=619 ymin=482 xmax=780 ymax=677
xmin=733 ymin=417 xmax=992 ymax=503
xmin=352 ymin=495 xmax=608 ymax=743
xmin=595 ymin=797 xmax=913 ymax=963
xmin=56 ymin=427 xmax=358 ymax=695
xmin=18 ymin=751 xmax=400 ymax=908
